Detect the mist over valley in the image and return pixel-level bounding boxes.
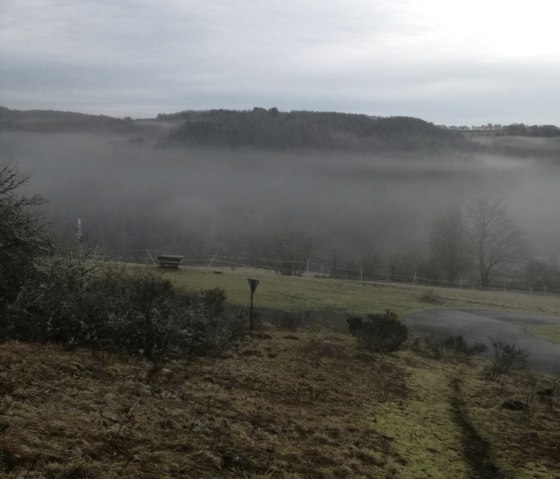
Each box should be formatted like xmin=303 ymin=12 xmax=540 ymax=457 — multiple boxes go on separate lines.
xmin=1 ymin=107 xmax=559 ymax=279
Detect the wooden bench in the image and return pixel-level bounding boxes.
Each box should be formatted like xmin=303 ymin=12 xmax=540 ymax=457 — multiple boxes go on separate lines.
xmin=157 ymin=254 xmax=184 ymax=269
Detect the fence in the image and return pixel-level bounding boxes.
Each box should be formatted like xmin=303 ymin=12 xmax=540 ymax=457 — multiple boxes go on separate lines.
xmin=83 ymin=248 xmax=560 ymax=299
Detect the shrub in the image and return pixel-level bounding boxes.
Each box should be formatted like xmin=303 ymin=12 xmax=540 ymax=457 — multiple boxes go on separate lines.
xmin=277 ymin=310 xmax=312 ymax=330
xmin=198 ymin=287 xmax=227 ymax=317
xmin=0 ymin=163 xmax=51 ymax=310
xmin=194 ymin=307 xmax=248 ymax=353
xmin=489 ymin=338 xmax=529 ymax=377
xmin=442 ymin=335 xmax=487 ymax=355
xmin=346 ymin=315 xmax=363 ymax=335
xmin=347 ymin=310 xmax=408 ymax=353
xmin=410 ymin=336 xmax=444 ymax=359
xmin=2 ymin=255 xmax=244 ymax=359
xmin=420 ymin=290 xmax=441 ymax=304
xmin=410 ymin=335 xmax=487 ymax=360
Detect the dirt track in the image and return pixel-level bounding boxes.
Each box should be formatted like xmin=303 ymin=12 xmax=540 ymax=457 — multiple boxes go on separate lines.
xmin=405 ymin=310 xmax=560 ymax=375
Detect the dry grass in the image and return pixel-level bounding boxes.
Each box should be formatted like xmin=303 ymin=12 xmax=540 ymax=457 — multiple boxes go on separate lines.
xmin=1 ymin=323 xmax=558 ymax=478
xmin=0 ymin=330 xmax=410 ymax=478
xmin=461 ymin=361 xmax=560 ymax=479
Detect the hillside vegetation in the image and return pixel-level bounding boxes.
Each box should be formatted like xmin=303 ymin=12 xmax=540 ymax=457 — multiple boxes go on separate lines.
xmin=162 ymin=108 xmax=466 ymax=152
xmin=1 ymin=106 xmax=467 ymax=152
xmin=4 ymin=105 xmax=558 ymax=155
xmin=0 ymin=106 xmax=138 ymax=134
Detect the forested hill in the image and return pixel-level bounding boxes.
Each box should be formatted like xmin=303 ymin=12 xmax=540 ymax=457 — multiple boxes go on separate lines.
xmin=4 ymin=105 xmax=557 ymax=154
xmin=162 ymin=108 xmax=466 ymax=152
xmin=0 ymin=106 xmax=137 ymax=133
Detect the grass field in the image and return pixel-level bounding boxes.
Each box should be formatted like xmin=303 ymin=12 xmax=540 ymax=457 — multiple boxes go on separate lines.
xmin=162 ymin=266 xmax=560 ymax=327
xmin=526 ymin=325 xmax=560 ymax=344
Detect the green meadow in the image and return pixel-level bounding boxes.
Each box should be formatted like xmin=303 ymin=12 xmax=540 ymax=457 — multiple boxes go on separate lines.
xmin=163 ymin=265 xmax=560 ymax=324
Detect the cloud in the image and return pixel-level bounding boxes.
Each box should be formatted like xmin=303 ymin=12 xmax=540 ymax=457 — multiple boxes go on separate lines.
xmin=0 ymin=0 xmax=558 ymax=123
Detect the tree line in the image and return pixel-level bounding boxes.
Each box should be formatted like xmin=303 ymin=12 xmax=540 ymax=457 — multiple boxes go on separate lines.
xmin=162 ymin=107 xmax=465 ymax=152
xmin=504 ymin=124 xmax=560 ymax=137
xmin=0 ymin=106 xmax=137 ymax=133
xmin=441 ymin=123 xmax=560 ymax=137
xmin=221 ymin=200 xmax=555 ymax=294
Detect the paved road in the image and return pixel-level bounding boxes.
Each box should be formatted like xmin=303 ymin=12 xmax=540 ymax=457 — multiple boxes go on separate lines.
xmin=406 ymin=310 xmax=560 ymax=375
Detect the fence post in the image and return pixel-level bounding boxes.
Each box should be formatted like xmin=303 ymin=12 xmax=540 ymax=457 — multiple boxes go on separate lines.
xmin=145 ymin=249 xmax=156 ymax=266
xmin=207 ymin=252 xmax=218 ymax=268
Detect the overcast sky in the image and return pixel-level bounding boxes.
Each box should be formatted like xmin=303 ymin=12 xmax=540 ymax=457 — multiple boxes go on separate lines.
xmin=1 ymin=0 xmax=559 ymax=124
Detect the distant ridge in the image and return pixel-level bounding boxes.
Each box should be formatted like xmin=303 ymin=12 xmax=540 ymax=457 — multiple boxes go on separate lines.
xmin=1 ymin=106 xmax=558 ymax=152
xmin=0 ymin=106 xmax=136 ymax=133
xmin=161 ymin=108 xmax=465 ymax=152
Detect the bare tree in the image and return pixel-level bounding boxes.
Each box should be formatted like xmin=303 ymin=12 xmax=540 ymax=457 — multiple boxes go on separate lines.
xmin=466 ymin=198 xmax=527 ymax=287
xmin=429 ymin=205 xmax=469 ymax=282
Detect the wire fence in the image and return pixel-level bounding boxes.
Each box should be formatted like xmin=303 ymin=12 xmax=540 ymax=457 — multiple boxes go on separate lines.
xmin=84 ymin=248 xmax=560 ymax=299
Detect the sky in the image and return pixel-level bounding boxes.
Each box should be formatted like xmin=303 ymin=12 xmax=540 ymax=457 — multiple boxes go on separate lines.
xmin=1 ymin=0 xmax=559 ymax=125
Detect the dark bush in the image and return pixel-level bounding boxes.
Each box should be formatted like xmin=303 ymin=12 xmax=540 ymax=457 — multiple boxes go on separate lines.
xmin=489 ymin=338 xmax=529 ymax=377
xmin=410 ymin=336 xmax=443 ymax=359
xmin=2 ymin=256 xmax=243 ymax=359
xmin=347 ymin=315 xmax=363 ymax=335
xmin=347 ymin=310 xmax=408 ymax=353
xmin=420 ymin=290 xmax=441 ymax=304
xmin=442 ymin=335 xmax=487 ymax=355
xmin=0 ymin=163 xmax=51 ymax=310
xmin=198 ymin=287 xmax=227 ymax=317
xmin=410 ymin=335 xmax=487 ymax=360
